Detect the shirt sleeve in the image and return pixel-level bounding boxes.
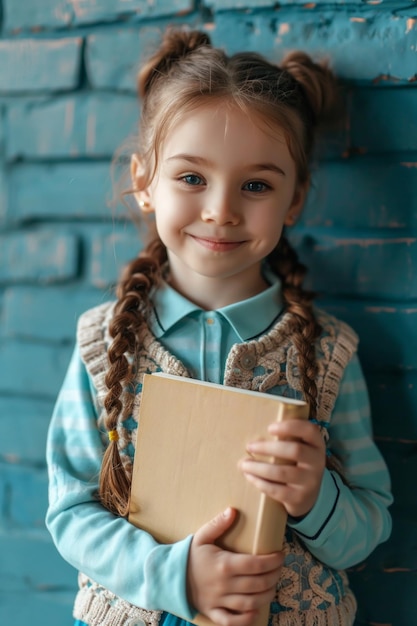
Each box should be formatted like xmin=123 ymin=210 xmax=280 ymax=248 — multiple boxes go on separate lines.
xmin=287 ymin=353 xmax=393 ymax=569
xmin=45 ymin=345 xmax=196 ymax=620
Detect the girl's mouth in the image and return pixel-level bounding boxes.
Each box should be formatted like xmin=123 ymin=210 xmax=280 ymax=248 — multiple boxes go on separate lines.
xmin=190 ymin=236 xmax=244 ymax=252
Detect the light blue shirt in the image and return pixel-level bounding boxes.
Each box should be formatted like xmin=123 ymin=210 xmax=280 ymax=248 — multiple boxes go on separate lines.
xmin=46 ymin=279 xmax=392 ymax=622
xmin=150 ymin=272 xmax=284 ymax=384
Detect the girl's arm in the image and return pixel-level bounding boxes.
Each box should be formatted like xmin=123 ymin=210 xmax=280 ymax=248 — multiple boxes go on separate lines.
xmin=46 ymin=345 xmax=195 ymax=620
xmin=47 ymin=345 xmax=283 ymax=626
xmin=288 ymin=355 xmax=393 ymax=568
xmin=240 ymin=355 xmax=393 ymax=570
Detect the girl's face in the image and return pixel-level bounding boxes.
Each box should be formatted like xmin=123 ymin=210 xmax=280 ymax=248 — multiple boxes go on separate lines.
xmin=133 ymin=101 xmax=306 ymax=309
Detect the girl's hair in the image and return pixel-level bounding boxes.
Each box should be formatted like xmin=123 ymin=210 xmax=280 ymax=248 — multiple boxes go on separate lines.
xmin=100 ymin=29 xmax=342 ymax=516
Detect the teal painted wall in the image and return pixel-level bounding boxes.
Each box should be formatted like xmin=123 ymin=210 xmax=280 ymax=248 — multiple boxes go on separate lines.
xmin=0 ymin=1 xmax=416 ymax=624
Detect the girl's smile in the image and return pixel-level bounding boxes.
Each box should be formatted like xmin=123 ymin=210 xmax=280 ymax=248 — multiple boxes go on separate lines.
xmin=189 ymin=236 xmax=246 ymax=252
xmin=135 ymin=101 xmax=305 ymax=309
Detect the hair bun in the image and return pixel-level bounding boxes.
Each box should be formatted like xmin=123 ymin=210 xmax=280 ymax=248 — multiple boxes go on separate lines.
xmin=138 ymin=29 xmax=211 ymax=98
xmin=281 ymin=51 xmax=340 ymax=125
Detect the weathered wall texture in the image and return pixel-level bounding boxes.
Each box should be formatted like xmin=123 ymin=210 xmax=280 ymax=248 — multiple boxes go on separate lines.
xmin=0 ymin=1 xmax=415 ymax=625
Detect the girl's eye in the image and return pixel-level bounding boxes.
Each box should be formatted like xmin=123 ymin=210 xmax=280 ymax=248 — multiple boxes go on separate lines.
xmin=243 ymin=181 xmax=270 ymax=193
xmin=181 ymin=174 xmax=204 ymax=186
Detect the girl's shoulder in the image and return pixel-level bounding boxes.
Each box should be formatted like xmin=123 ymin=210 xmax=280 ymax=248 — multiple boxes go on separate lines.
xmin=314 ymin=306 xmax=359 ymax=354
xmin=77 ymin=300 xmax=116 ymax=341
xmin=76 ymin=302 xmax=116 ymax=404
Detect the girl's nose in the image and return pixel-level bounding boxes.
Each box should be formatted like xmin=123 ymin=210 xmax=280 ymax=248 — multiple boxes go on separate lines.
xmin=201 ymin=190 xmax=240 ymax=225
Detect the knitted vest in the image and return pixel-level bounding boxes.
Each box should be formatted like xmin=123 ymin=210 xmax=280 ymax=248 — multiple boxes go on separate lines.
xmin=74 ymin=301 xmax=359 ymax=626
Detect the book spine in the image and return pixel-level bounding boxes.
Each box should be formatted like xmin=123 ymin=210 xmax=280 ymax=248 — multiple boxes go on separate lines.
xmin=251 ymin=403 xmax=291 ymax=554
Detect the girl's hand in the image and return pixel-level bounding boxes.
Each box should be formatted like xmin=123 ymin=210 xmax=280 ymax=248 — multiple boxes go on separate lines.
xmin=187 ymin=508 xmax=284 ymax=626
xmin=239 ymin=420 xmax=326 ymax=519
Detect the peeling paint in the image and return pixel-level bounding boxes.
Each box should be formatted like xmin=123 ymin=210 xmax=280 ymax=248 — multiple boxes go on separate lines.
xmin=86 ymin=113 xmax=96 ymax=152
xmin=383 ymin=568 xmax=414 ymax=573
xmin=376 ymin=436 xmax=417 ymax=444
xmin=317 ymin=237 xmax=416 ymax=248
xmin=278 ymin=23 xmax=290 ymax=35
xmin=365 ymin=307 xmax=397 ymax=313
xmin=64 ymin=100 xmax=75 ymax=137
xmin=406 ymin=18 xmax=416 ymax=34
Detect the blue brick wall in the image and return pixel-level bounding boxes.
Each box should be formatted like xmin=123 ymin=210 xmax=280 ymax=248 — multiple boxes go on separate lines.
xmin=0 ymin=1 xmax=415 ymax=625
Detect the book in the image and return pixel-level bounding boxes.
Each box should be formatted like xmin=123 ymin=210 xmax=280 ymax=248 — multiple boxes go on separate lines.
xmin=129 ymin=372 xmax=309 ymax=626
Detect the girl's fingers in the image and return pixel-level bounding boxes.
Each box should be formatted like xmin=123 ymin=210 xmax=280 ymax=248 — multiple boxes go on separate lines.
xmin=240 ymin=458 xmax=296 ymax=482
xmin=226 ymin=569 xmax=281 ymax=594
xmin=224 ymin=550 xmax=284 ymax=576
xmin=194 ymin=507 xmax=238 ymax=546
xmin=267 ymin=419 xmax=323 ymax=444
xmin=221 ymin=587 xmax=277 ymax=613
xmin=208 ymin=608 xmax=258 ymax=626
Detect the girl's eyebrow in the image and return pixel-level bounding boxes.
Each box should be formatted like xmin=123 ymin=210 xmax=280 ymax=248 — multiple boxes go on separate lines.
xmin=252 ymin=163 xmax=286 ymax=176
xmin=166 ymin=153 xmax=286 ymax=176
xmin=166 ymin=153 xmax=210 ymax=165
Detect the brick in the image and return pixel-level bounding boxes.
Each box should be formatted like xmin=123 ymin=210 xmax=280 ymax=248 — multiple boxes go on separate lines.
xmin=3 ymin=0 xmax=73 ymax=30
xmin=0 ymin=38 xmax=82 ymax=93
xmin=3 ymin=1 xmax=193 ymax=33
xmin=292 ymin=231 xmax=417 ymax=300
xmin=0 ymin=230 xmax=79 ymax=284
xmin=87 ymin=224 xmax=143 ymax=288
xmin=205 ymin=0 xmax=369 ymax=6
xmin=366 ymin=371 xmax=417 ymax=440
xmin=0 ymin=167 xmax=7 ymax=228
xmin=0 ymin=106 xmax=5 ymax=154
xmin=0 ymin=464 xmax=48 ymax=528
xmin=349 ymin=518 xmax=417 ymax=624
xmin=318 ymin=300 xmax=417 ymax=372
xmin=350 ymin=87 xmax=417 ymax=153
xmin=72 ymin=0 xmax=193 ymax=26
xmin=86 ymin=26 xmax=164 ymax=90
xmin=211 ymin=12 xmax=417 ymax=82
xmin=3 ymin=286 xmax=106 ymax=342
xmin=377 ymin=441 xmax=417 ymax=517
xmin=0 ymin=590 xmax=75 ymax=626
xmin=7 ymin=163 xmax=117 ymax=222
xmin=205 ymin=0 xmax=278 ymax=8
xmin=300 ymin=156 xmax=417 ymax=230
xmin=0 ymin=340 xmax=73 ymax=397
xmin=6 ymin=93 xmax=138 ymax=160
xmin=0 ymin=397 xmax=54 ymax=465
xmin=0 ymin=530 xmax=76 ymax=591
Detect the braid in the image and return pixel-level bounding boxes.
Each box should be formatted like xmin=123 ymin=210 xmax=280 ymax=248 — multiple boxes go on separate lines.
xmin=268 ymin=235 xmax=321 ymax=419
xmin=268 ymin=236 xmax=347 ymax=479
xmin=99 ymin=237 xmax=167 ymax=516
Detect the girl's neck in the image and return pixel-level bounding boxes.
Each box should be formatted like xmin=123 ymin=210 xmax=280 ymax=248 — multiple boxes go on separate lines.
xmin=166 ymin=263 xmax=270 ymax=310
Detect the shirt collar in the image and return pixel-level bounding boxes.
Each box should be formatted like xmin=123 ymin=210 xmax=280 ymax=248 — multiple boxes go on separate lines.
xmin=150 ymin=267 xmax=283 ymax=341
xmin=150 ymin=282 xmax=200 ymax=337
xmin=220 ymin=273 xmax=283 ymax=340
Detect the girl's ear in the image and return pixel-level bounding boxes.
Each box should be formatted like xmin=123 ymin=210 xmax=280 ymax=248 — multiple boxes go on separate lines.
xmin=284 ymin=181 xmax=309 ymax=227
xmin=130 ymin=154 xmax=153 ymax=213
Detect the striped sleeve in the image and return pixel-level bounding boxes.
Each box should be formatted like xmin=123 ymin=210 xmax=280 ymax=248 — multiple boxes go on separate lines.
xmin=288 ymin=354 xmax=393 ymax=568
xmin=45 ymin=345 xmax=196 ymax=620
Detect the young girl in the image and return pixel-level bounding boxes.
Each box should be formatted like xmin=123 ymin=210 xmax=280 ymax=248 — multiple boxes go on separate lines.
xmin=46 ymin=29 xmax=392 ymax=626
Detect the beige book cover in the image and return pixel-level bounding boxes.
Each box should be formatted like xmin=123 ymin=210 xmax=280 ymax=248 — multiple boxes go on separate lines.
xmin=129 ymin=372 xmax=309 ymax=626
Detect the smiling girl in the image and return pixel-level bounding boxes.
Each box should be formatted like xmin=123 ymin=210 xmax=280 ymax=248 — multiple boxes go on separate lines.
xmin=46 ymin=29 xmax=392 ymax=626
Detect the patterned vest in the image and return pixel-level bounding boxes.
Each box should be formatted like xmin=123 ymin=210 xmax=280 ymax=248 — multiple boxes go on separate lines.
xmin=74 ymin=301 xmax=358 ymax=626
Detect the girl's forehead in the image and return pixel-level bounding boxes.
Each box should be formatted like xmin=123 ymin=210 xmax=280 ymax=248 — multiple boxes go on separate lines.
xmin=160 ymin=99 xmax=289 ymax=156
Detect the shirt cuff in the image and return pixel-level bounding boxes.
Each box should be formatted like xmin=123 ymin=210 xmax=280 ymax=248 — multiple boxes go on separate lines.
xmin=287 ymin=469 xmax=340 ymax=541
xmin=144 ymin=534 xmax=197 ymax=620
